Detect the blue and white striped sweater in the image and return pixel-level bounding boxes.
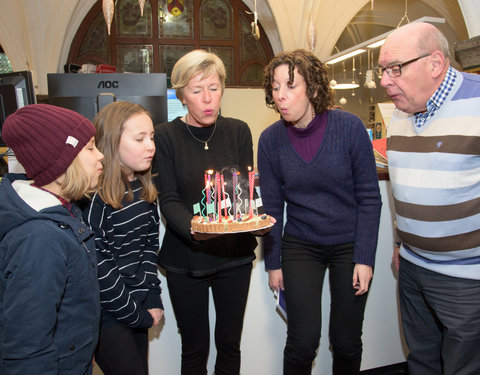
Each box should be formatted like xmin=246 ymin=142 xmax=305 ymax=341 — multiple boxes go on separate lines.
xmin=85 ymin=180 xmax=163 ymax=329
xmin=387 ymin=69 xmax=480 ymax=279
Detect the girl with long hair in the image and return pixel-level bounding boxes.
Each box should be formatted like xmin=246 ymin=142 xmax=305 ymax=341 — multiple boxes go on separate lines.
xmin=85 ymin=101 xmax=163 ymax=375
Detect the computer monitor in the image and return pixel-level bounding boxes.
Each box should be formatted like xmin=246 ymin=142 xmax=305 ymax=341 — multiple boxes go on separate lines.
xmin=47 ymin=73 xmax=168 ymax=126
xmin=167 ymin=88 xmax=188 ymax=121
xmin=0 ymin=71 xmax=36 ymax=147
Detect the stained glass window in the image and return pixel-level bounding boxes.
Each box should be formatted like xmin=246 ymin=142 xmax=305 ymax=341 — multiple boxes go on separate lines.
xmin=240 ymin=64 xmax=264 ymax=86
xmin=159 ymin=45 xmax=195 ymax=79
xmin=0 ymin=53 xmax=13 ymax=74
xmin=200 ymin=46 xmax=234 ymax=85
xmin=79 ymin=12 xmax=110 ymax=62
xmin=159 ymin=0 xmax=193 ymax=39
xmin=68 ymin=0 xmax=273 ymax=86
xmin=239 ymin=12 xmax=266 ymax=65
xmin=200 ymin=0 xmax=233 ymax=40
xmin=118 ymin=44 xmax=153 ymax=73
xmin=116 ymin=0 xmax=153 ymax=37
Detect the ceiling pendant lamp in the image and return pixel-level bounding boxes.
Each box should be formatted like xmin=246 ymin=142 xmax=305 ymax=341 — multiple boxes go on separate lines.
xmin=308 ymin=13 xmax=317 ymax=52
xmin=329 ymin=64 xmax=337 ymax=88
xmin=102 ymin=0 xmax=114 ymax=35
xmin=139 ymin=0 xmax=146 ymax=16
xmin=332 ymin=59 xmax=359 ymax=90
xmin=365 ymin=50 xmax=377 ymax=89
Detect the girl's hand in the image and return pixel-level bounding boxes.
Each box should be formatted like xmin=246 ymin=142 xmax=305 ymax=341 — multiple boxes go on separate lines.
xmin=148 ymin=308 xmax=164 ymax=327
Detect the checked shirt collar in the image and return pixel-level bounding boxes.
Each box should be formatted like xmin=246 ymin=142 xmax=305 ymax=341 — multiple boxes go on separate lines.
xmin=414 ymin=66 xmax=456 ymax=133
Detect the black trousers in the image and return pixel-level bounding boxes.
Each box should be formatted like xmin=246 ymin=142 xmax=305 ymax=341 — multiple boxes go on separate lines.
xmin=399 ymin=257 xmax=480 ymax=375
xmin=166 ymin=262 xmax=253 ymax=375
xmin=281 ymin=233 xmax=368 ymax=375
xmin=95 ymin=323 xmax=149 ymax=375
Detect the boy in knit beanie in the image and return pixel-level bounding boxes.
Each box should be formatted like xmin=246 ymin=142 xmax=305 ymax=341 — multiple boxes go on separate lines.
xmin=0 ymin=104 xmax=104 ymax=375
xmin=2 ymin=103 xmax=97 ymax=186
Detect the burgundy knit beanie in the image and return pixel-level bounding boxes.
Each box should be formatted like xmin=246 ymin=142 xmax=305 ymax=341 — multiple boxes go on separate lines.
xmin=2 ymin=104 xmax=96 ymax=186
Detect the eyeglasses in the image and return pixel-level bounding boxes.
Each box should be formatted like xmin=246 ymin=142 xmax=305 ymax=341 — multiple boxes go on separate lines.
xmin=375 ymin=54 xmax=431 ymax=78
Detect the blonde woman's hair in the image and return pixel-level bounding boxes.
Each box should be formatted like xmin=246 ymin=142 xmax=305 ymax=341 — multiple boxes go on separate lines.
xmin=93 ymin=101 xmax=157 ymax=209
xmin=60 ymin=156 xmax=94 ymax=201
xmin=171 ymin=49 xmax=226 ymax=102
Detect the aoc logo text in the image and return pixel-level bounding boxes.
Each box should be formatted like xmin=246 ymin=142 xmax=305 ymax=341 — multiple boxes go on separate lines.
xmin=97 ymin=81 xmax=119 ymax=89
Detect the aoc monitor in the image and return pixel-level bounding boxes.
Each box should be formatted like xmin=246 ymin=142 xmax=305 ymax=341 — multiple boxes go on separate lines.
xmin=0 ymin=71 xmax=36 ymax=147
xmin=47 ymin=73 xmax=168 ymax=126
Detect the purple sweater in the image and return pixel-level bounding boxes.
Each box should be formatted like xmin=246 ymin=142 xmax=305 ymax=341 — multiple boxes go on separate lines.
xmin=258 ymin=109 xmax=382 ymax=269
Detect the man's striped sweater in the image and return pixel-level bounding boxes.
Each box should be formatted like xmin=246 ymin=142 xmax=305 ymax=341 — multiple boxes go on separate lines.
xmin=387 ymin=69 xmax=480 ymax=280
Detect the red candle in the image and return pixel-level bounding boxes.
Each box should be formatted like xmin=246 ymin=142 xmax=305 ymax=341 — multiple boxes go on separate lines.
xmin=215 ymin=172 xmax=222 ymax=222
xmin=232 ymin=169 xmax=237 ymax=221
xmin=221 ymin=173 xmax=227 ymax=218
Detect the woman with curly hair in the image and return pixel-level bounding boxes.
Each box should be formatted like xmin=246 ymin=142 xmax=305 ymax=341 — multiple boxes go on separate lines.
xmin=258 ymin=49 xmax=382 ymax=375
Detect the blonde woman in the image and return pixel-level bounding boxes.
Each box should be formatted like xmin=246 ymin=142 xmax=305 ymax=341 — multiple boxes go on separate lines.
xmin=152 ymin=50 xmax=270 ymax=374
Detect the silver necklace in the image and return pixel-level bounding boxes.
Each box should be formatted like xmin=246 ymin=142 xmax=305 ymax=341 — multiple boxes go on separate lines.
xmin=184 ymin=113 xmax=217 ymax=150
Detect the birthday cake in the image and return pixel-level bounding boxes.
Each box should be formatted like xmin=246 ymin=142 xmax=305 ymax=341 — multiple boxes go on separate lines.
xmin=191 ymin=213 xmax=272 ymax=233
xmin=190 ymin=167 xmax=273 ymax=234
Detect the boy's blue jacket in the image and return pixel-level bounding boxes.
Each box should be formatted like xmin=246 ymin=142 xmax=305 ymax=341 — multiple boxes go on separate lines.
xmin=0 ymin=173 xmax=100 ymax=375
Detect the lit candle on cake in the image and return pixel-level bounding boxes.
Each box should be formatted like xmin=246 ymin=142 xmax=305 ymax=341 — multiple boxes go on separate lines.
xmin=215 ymin=172 xmax=221 ymax=222
xmin=232 ymin=168 xmax=237 ymax=221
xmin=248 ymin=166 xmax=254 ymax=219
xmin=221 ymin=173 xmax=227 ymax=219
xmin=206 ymin=169 xmax=213 ymax=204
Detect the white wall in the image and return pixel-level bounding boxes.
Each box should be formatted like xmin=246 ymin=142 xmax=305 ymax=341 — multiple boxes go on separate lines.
xmin=93 ymin=181 xmax=406 ymax=375
xmin=93 ymin=88 xmax=407 ymax=374
xmin=222 ymin=88 xmax=280 ymax=167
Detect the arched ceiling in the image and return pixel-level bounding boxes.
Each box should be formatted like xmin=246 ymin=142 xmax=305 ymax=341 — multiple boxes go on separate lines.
xmin=323 ymin=0 xmax=469 ymax=120
xmin=335 ymin=0 xmax=468 ymax=62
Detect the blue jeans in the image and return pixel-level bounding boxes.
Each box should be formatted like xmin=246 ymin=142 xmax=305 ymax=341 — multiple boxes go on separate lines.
xmin=281 ymin=233 xmax=368 ymax=375
xmin=399 ymin=257 xmax=480 ymax=375
xmin=166 ymin=263 xmax=252 ymax=375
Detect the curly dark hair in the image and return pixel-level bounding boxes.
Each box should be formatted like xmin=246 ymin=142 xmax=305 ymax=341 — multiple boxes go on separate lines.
xmin=263 ymin=49 xmax=334 ymax=114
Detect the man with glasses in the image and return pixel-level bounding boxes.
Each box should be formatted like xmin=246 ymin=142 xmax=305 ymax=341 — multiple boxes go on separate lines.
xmin=378 ymin=22 xmax=480 ymax=375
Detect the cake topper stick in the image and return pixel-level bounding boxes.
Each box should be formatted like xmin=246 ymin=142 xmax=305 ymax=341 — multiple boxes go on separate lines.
xmin=200 ymin=185 xmax=207 ymax=219
xmin=215 ymin=172 xmax=222 ymax=222
xmin=248 ymin=166 xmax=255 ymax=219
xmin=236 ymin=185 xmax=243 ymax=219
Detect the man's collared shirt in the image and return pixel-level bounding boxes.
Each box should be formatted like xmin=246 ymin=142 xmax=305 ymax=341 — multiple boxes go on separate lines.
xmin=414 ymin=66 xmax=456 ymax=132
